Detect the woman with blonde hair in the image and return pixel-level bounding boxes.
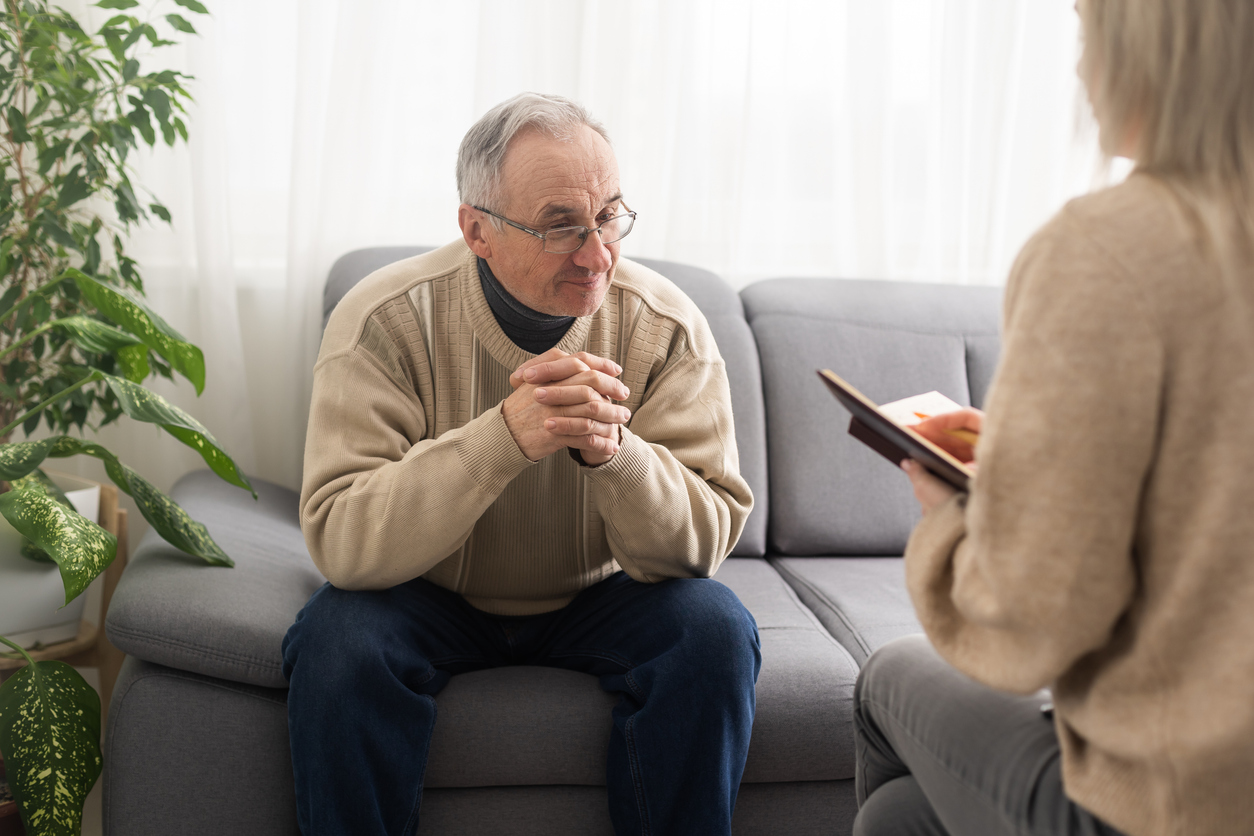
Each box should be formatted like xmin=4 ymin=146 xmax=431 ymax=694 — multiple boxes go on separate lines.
xmin=853 ymin=1 xmax=1254 ymax=834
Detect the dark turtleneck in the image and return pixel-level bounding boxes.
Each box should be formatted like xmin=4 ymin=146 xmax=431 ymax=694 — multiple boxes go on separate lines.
xmin=477 ymin=258 xmax=575 ymax=353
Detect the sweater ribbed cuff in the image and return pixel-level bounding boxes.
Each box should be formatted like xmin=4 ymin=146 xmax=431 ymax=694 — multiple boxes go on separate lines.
xmin=584 ymin=426 xmax=651 ymax=504
xmin=453 ymin=404 xmax=535 ymax=496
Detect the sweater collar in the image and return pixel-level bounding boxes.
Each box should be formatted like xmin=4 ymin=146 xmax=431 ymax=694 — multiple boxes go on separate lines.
xmin=477 ymin=258 xmax=575 ymax=353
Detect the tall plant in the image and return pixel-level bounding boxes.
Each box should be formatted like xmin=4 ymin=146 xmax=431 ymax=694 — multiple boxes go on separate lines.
xmin=0 ymin=1 xmax=249 ymax=834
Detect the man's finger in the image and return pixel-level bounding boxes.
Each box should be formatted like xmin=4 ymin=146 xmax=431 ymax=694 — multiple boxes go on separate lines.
xmin=521 ymin=353 xmax=622 ymax=387
xmin=535 ymin=373 xmax=630 ymax=404
xmin=544 ymin=398 xmax=631 ymax=424
xmin=543 ymin=416 xmax=617 ymax=437
xmin=509 ymin=348 xmax=572 ymax=389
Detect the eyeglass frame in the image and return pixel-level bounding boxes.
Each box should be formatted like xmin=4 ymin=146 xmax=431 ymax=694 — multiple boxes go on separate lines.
xmin=471 ymin=202 xmax=636 ymax=254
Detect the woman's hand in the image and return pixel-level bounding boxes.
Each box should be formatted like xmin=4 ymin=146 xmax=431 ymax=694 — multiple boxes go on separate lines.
xmin=901 ymin=459 xmax=957 ymax=514
xmin=909 ymin=407 xmax=984 ymax=464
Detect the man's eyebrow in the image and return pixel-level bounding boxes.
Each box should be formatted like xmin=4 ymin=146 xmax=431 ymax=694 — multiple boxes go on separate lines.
xmin=537 ymin=194 xmax=625 ymax=222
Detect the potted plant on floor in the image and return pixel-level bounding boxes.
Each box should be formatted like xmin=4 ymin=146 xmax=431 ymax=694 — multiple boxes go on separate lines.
xmin=0 ymin=1 xmax=249 ymax=833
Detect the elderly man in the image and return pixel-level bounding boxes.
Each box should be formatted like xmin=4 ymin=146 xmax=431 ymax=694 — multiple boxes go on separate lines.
xmin=282 ymin=93 xmax=758 ymax=836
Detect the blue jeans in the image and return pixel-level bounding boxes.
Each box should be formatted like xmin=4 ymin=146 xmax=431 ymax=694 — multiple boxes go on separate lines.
xmin=854 ymin=635 xmax=1125 ymax=836
xmin=281 ymin=571 xmax=761 ymax=835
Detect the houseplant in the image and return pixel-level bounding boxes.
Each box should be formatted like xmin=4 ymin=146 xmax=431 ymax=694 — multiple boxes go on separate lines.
xmin=0 ymin=1 xmax=249 ymax=833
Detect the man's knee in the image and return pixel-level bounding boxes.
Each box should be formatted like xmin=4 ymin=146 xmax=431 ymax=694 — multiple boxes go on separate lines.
xmin=659 ymin=578 xmax=761 ymax=681
xmin=282 ymin=583 xmax=403 ymax=686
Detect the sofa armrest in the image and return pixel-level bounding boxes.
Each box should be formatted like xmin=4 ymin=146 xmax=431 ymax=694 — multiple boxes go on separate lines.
xmin=105 ymin=470 xmax=323 ymax=689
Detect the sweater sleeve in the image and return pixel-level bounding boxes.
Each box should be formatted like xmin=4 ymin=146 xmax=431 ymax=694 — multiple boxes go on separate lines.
xmin=583 ymin=341 xmax=753 ymax=583
xmin=904 ymin=212 xmax=1163 ymax=694
xmin=299 ymin=347 xmax=534 ymax=590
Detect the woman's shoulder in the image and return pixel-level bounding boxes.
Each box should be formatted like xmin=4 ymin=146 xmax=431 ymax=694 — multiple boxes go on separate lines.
xmin=1047 ymin=175 xmax=1198 ymax=271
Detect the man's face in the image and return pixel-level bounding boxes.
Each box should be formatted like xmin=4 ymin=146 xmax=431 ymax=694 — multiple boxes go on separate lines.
xmin=478 ymin=125 xmax=623 ymax=317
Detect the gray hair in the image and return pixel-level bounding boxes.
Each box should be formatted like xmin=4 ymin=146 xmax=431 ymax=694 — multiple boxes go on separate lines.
xmin=456 ymin=93 xmax=612 ymax=212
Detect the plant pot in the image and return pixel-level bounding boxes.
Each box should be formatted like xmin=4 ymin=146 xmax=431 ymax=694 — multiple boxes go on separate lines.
xmin=0 ymin=471 xmax=101 ymax=650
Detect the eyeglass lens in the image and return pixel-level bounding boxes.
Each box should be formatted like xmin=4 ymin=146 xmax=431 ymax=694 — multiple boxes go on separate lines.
xmin=544 ymin=213 xmax=635 ymax=254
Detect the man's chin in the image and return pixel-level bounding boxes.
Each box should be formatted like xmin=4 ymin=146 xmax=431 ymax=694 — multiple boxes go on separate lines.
xmin=555 ymin=276 xmax=609 ymax=317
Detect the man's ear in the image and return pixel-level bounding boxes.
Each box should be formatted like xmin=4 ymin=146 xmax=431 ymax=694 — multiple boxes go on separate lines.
xmin=459 ymin=204 xmax=494 ymax=259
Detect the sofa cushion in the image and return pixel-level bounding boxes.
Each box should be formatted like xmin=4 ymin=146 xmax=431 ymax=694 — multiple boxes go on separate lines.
xmin=106 ymin=470 xmax=323 ymax=689
xmin=427 ymin=557 xmax=859 ymax=786
xmin=109 ymin=556 xmax=859 ymax=790
xmin=741 ymin=278 xmax=1001 ymax=555
xmin=771 ymin=557 xmax=923 ymax=667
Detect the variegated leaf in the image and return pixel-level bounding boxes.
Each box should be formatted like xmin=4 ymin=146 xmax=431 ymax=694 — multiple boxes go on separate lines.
xmin=99 ymin=374 xmax=255 ymax=496
xmin=17 ymin=469 xmax=73 ymax=565
xmin=0 ymin=645 xmax=102 ymax=836
xmin=0 ymin=478 xmax=116 ymax=604
xmin=104 ymin=459 xmax=232 ymax=566
xmin=43 ymin=437 xmax=235 ymax=566
xmin=0 ymin=437 xmax=59 ymax=481
xmin=115 ymin=343 xmax=150 ymax=382
xmin=64 ymin=269 xmax=205 ymax=393
xmin=50 ymin=315 xmax=144 ymax=355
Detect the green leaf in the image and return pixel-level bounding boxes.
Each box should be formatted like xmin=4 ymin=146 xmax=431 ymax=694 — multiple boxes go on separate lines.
xmin=52 ymin=315 xmax=145 ymax=356
xmin=164 ymin=13 xmax=196 ymax=34
xmin=104 ymin=458 xmax=232 ymax=566
xmin=97 ymin=0 xmax=141 ymax=10
xmin=37 ymin=139 xmax=72 ymax=174
xmin=39 ymin=213 xmax=77 ymax=250
xmin=0 ymin=655 xmax=102 ymax=836
xmin=120 ymin=22 xmax=146 ymax=53
xmin=18 ymin=468 xmax=75 ymax=565
xmin=7 ymin=106 xmax=29 ymax=143
xmin=173 ymin=0 xmax=210 ymax=13
xmin=58 ymin=168 xmax=92 ymax=208
xmin=115 ymin=343 xmax=150 ymax=382
xmin=0 ymin=438 xmax=60 ymax=482
xmin=0 ymin=477 xmax=117 ymax=605
xmin=99 ymin=374 xmax=255 ymax=496
xmin=0 ymin=438 xmax=238 ymax=565
xmin=66 ymin=269 xmax=205 ymax=392
xmin=148 ymin=203 xmax=171 ymax=222
xmin=143 ymin=88 xmax=170 ymax=125
xmin=40 ymin=437 xmax=234 ymax=565
xmin=122 ymin=57 xmax=139 ymax=81
xmin=0 ymin=284 xmax=23 ymax=316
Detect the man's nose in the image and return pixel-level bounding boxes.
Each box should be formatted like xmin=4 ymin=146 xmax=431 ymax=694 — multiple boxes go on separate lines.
xmin=573 ymin=228 xmax=613 ymax=273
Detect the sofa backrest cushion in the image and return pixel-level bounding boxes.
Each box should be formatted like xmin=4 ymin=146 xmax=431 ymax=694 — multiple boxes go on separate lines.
xmin=741 ymin=278 xmax=1002 ymax=556
xmin=323 ymin=248 xmax=768 ymax=557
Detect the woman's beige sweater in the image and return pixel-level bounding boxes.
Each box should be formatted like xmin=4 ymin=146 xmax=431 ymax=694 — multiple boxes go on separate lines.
xmin=906 ymin=174 xmax=1254 ymax=836
xmin=300 ymin=241 xmax=752 ymax=615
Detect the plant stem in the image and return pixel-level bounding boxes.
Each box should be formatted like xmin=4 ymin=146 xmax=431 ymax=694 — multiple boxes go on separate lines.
xmin=0 ymin=633 xmax=35 ymax=666
xmin=0 ymin=273 xmax=65 ymax=328
xmin=0 ymin=369 xmax=99 ymax=438
xmin=0 ymin=317 xmax=62 ymax=364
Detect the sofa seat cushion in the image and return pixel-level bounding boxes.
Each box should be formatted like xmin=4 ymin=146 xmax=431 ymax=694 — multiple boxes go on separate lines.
xmin=770 ymin=557 xmax=923 ymax=667
xmin=107 ymin=475 xmax=861 ymax=786
xmin=106 ymin=470 xmax=324 ymax=688
xmin=428 ymin=557 xmax=860 ymax=786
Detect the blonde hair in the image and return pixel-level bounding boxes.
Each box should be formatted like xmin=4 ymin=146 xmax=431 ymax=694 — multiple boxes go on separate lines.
xmin=1079 ymin=0 xmax=1254 ymax=262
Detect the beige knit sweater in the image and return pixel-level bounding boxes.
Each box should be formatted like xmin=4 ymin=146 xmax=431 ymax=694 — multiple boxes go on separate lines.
xmin=906 ymin=174 xmax=1254 ymax=836
xmin=300 ymin=241 xmax=752 ymax=615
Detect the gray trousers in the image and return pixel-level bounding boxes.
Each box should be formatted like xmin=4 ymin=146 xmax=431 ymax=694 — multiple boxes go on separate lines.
xmin=853 ymin=635 xmax=1125 ymax=836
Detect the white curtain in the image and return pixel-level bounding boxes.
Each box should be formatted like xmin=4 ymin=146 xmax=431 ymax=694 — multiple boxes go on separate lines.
xmin=52 ymin=0 xmax=1118 ymax=543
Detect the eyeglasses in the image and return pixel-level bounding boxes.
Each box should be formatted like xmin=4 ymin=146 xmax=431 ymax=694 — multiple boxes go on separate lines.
xmin=473 ymin=202 xmax=637 ymax=254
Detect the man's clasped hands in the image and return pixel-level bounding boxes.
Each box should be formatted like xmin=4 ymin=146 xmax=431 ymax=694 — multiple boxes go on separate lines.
xmin=502 ymin=347 xmax=631 ymax=466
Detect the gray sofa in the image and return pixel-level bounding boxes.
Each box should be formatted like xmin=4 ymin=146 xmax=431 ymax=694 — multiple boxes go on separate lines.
xmin=102 ymin=248 xmax=1002 ymax=835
